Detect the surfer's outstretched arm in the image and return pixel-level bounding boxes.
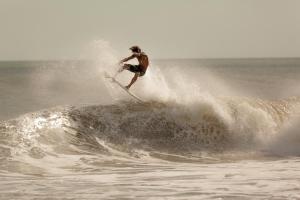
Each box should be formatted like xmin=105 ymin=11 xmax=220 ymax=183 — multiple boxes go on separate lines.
xmin=120 ymin=55 xmax=135 ymax=64
xmin=125 ymin=73 xmax=139 ymax=90
xmin=116 ymin=55 xmax=136 ymax=76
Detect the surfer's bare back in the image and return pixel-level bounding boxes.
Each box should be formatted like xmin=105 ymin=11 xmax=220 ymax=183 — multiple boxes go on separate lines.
xmin=118 ymin=46 xmax=149 ymax=89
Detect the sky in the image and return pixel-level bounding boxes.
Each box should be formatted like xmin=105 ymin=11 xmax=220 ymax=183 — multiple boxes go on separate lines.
xmin=0 ymin=0 xmax=300 ymax=60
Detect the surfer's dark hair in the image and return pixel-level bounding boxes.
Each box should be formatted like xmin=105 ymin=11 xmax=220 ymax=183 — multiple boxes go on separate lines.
xmin=130 ymin=46 xmax=141 ymax=53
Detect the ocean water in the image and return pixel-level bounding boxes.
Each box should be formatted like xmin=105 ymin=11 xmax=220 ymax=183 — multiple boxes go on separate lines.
xmin=1 ymin=58 xmax=300 ymax=199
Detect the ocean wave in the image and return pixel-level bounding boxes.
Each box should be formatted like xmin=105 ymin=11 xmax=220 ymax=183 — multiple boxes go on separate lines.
xmin=1 ymin=96 xmax=299 ymax=166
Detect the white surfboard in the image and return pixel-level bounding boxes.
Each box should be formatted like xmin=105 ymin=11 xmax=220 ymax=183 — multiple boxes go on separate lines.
xmin=104 ymin=73 xmax=144 ymax=103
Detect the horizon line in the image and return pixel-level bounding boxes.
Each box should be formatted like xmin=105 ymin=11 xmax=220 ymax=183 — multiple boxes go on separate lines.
xmin=0 ymin=56 xmax=300 ymax=62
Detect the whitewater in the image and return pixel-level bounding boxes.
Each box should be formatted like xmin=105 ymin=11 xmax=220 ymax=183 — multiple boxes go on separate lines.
xmin=1 ymin=43 xmax=300 ymax=199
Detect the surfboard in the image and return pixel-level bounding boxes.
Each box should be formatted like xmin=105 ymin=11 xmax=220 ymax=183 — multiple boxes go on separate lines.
xmin=104 ymin=73 xmax=144 ymax=103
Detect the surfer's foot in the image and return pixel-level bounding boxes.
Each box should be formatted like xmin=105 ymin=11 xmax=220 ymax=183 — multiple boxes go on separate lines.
xmin=125 ymin=85 xmax=130 ymax=90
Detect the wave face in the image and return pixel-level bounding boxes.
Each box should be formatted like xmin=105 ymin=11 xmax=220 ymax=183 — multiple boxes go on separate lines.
xmin=68 ymin=98 xmax=298 ymax=152
xmin=1 ymin=96 xmax=300 ymax=174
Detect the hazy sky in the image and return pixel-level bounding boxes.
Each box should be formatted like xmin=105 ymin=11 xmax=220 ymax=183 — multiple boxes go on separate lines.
xmin=0 ymin=0 xmax=300 ymax=60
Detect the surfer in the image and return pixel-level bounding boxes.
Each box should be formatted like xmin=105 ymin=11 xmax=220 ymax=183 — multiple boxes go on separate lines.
xmin=118 ymin=46 xmax=149 ymax=89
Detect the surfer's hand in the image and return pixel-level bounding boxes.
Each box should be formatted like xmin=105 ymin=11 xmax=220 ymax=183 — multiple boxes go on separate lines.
xmin=125 ymin=85 xmax=130 ymax=90
xmin=117 ymin=67 xmax=123 ymax=73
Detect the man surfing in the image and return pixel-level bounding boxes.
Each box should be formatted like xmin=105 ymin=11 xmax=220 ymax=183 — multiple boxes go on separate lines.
xmin=118 ymin=46 xmax=149 ymax=90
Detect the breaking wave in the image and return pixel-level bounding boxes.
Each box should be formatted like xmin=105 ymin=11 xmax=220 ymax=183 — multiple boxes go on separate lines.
xmin=1 ymin=96 xmax=300 ymax=174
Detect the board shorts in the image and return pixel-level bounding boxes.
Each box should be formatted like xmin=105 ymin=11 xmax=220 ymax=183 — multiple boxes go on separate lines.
xmin=126 ymin=64 xmax=146 ymax=76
